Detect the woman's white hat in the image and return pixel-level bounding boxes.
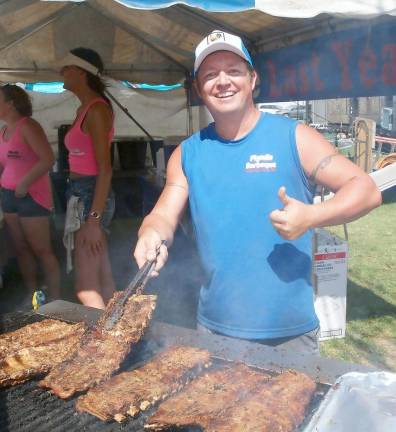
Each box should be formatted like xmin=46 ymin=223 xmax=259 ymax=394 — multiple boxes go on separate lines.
xmin=55 ymin=52 xmax=99 ymax=76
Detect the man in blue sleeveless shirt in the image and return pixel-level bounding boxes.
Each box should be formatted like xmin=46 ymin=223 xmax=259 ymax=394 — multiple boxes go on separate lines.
xmin=134 ymin=30 xmax=381 ymax=355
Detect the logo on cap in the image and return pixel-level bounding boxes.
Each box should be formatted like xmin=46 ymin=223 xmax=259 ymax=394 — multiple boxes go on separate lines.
xmin=209 ymin=32 xmax=223 ymax=42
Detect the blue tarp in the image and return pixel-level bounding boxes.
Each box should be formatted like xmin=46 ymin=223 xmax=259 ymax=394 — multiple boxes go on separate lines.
xmin=255 ymin=20 xmax=396 ymax=102
xmin=24 ymin=82 xmax=65 ymax=93
xmin=23 ymin=81 xmax=181 ymax=94
xmin=54 ymin=0 xmax=396 ymax=17
xmin=122 ymin=81 xmax=182 ymax=91
xmin=112 ymin=0 xmax=254 ymax=12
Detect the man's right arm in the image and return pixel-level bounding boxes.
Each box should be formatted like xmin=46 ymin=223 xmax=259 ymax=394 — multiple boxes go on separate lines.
xmin=133 ymin=145 xmax=189 ymax=275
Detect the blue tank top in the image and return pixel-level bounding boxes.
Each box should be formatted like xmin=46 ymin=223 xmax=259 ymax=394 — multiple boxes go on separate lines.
xmin=181 ymin=113 xmax=319 ymax=339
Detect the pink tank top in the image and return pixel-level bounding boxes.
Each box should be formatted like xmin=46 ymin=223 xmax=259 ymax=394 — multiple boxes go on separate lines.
xmin=64 ymin=98 xmax=114 ymax=175
xmin=0 ymin=117 xmax=52 ymax=210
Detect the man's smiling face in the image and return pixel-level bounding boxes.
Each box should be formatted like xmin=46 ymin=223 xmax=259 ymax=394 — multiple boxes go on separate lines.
xmin=195 ymin=51 xmax=257 ymax=118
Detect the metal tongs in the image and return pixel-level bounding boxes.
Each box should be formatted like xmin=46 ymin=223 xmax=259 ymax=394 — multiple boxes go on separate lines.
xmin=103 ymin=240 xmax=166 ymax=330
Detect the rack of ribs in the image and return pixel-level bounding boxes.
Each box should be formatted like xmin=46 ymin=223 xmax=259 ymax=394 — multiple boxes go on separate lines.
xmin=0 ymin=320 xmax=85 ymax=388
xmin=76 ymin=345 xmax=212 ymax=422
xmin=145 ymin=363 xmax=271 ymax=430
xmin=38 ymin=293 xmax=156 ymax=398
xmin=205 ymin=370 xmax=317 ymax=432
xmin=0 ymin=319 xmax=83 ymax=360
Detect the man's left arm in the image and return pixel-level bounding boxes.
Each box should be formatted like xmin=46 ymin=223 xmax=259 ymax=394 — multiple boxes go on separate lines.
xmin=269 ymin=124 xmax=382 ymax=240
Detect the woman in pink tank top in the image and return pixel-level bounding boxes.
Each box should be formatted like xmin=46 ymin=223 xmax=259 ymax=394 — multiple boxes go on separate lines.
xmin=59 ymin=48 xmax=115 ymax=309
xmin=0 ymin=85 xmax=60 ymax=303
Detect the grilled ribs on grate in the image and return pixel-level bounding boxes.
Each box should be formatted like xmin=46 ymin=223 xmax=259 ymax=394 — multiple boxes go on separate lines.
xmin=145 ymin=363 xmax=271 ymax=430
xmin=39 ymin=293 xmax=156 ymax=399
xmin=76 ymin=345 xmax=212 ymax=422
xmin=0 ymin=320 xmax=85 ymax=388
xmin=206 ymin=370 xmax=317 ymax=432
xmin=0 ymin=319 xmax=84 ymax=360
xmin=146 ymin=364 xmax=316 ymax=431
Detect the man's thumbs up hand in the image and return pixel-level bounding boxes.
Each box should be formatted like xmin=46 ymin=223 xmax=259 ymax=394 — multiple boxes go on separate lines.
xmin=278 ymin=186 xmax=292 ymax=207
xmin=269 ymin=186 xmax=312 ymax=240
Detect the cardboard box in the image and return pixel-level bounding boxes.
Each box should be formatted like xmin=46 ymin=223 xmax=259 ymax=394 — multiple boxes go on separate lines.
xmin=312 ymin=229 xmax=348 ymax=341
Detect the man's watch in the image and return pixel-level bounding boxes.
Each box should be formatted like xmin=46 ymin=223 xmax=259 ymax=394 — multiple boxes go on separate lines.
xmin=88 ymin=210 xmax=102 ymax=220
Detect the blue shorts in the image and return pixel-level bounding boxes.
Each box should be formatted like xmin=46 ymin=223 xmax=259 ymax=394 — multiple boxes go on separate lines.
xmin=66 ymin=176 xmax=115 ymax=229
xmin=0 ymin=188 xmax=50 ymax=217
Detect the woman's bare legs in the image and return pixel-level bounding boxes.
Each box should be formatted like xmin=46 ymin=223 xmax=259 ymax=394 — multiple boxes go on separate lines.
xmin=74 ymin=228 xmax=114 ymax=309
xmin=20 ymin=216 xmax=61 ymax=299
xmin=4 ymin=213 xmax=37 ymax=295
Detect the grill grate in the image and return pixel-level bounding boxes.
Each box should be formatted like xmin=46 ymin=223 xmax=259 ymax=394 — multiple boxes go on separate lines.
xmin=0 ymin=312 xmax=208 ymax=431
xmin=0 ymin=312 xmax=327 ymax=432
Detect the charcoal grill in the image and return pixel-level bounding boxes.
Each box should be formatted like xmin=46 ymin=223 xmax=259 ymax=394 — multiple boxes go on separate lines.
xmin=0 ymin=302 xmax=376 ymax=432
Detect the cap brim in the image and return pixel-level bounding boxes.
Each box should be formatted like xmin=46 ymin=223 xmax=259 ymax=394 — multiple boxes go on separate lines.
xmin=195 ymin=43 xmax=250 ymax=73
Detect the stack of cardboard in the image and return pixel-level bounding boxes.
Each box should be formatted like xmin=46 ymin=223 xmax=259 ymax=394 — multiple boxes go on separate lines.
xmin=313 ymin=228 xmax=348 ymax=341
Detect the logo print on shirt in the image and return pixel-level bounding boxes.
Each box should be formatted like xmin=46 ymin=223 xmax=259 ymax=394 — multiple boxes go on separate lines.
xmin=7 ymin=150 xmax=21 ymax=159
xmin=245 ymin=154 xmax=276 ymax=172
xmin=70 ymin=148 xmax=85 ymax=156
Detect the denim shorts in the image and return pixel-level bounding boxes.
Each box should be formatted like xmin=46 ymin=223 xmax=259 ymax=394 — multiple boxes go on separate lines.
xmin=66 ymin=176 xmax=115 ymax=229
xmin=0 ymin=188 xmax=50 ymax=217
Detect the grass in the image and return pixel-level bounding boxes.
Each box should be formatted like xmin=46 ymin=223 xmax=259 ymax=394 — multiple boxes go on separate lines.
xmin=320 ymin=197 xmax=396 ymax=371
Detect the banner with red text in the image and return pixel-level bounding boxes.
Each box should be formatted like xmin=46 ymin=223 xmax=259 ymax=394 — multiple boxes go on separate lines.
xmin=255 ymin=20 xmax=396 ymax=102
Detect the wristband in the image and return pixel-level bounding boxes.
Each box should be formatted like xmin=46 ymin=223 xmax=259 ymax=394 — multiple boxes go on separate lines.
xmin=88 ymin=210 xmax=102 ymax=220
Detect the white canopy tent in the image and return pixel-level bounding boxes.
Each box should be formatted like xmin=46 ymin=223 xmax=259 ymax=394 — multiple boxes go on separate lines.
xmin=1 ymin=1 xmax=395 ymax=139
xmin=0 ymin=0 xmax=395 ymax=84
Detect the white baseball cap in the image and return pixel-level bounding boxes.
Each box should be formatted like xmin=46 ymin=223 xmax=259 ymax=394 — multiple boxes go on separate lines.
xmin=55 ymin=52 xmax=100 ymax=76
xmin=194 ymin=30 xmax=253 ymax=74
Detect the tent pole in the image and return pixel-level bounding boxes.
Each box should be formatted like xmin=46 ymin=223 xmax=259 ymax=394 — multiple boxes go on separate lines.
xmin=105 ymin=89 xmax=154 ymax=142
xmin=184 ymin=73 xmax=193 ymax=136
xmin=305 ymin=100 xmax=310 ymax=124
